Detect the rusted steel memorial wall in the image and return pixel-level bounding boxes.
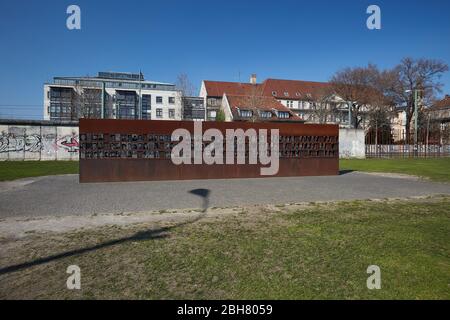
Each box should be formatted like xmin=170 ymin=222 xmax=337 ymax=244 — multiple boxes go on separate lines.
xmin=79 ymin=119 xmax=339 ymax=183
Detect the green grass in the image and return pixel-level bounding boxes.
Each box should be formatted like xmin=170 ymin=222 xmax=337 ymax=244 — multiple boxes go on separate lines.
xmin=1 ymin=158 xmax=449 ymax=183
xmin=1 ymin=197 xmax=449 ymax=299
xmin=0 ymin=161 xmax=79 ymax=181
xmin=340 ymin=158 xmax=450 ymax=182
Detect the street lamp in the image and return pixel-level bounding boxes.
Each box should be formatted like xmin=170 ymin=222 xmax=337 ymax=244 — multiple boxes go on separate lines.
xmin=347 ymin=101 xmax=352 ymax=128
xmin=405 ymin=89 xmax=423 ymax=154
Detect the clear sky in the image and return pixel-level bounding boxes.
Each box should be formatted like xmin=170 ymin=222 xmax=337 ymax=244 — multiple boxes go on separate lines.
xmin=0 ymin=0 xmax=449 ymax=119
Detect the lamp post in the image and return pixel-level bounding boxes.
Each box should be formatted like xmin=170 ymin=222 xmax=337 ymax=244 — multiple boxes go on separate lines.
xmin=414 ymin=90 xmax=419 ymax=148
xmin=101 ymin=81 xmax=105 ymax=119
xmin=405 ymin=89 xmax=423 ymax=156
xmin=348 ymin=101 xmax=352 ymax=128
xmin=138 ymin=70 xmax=143 ymax=120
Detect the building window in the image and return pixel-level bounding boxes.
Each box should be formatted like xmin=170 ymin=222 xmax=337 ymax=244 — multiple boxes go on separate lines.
xmin=278 ymin=111 xmax=290 ymax=119
xmin=239 ymin=110 xmax=253 ymax=118
xmin=207 ymin=98 xmax=218 ymax=107
xmin=169 ymin=97 xmax=175 ymax=104
xmin=115 ymin=90 xmax=137 ymax=120
xmin=260 ymin=111 xmax=272 ymax=118
xmin=209 ymin=110 xmax=217 ymax=119
xmin=156 ymin=96 xmax=163 ymax=104
xmin=156 ymin=108 xmax=163 ymax=118
xmin=169 ymin=109 xmax=175 ymax=119
xmin=271 ymin=91 xmax=277 ymax=96
xmin=141 ymin=94 xmax=151 ymax=120
xmin=287 ymin=100 xmax=294 ymax=108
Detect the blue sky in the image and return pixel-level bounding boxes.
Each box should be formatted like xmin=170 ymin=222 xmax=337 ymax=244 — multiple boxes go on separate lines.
xmin=0 ymin=0 xmax=449 ymax=119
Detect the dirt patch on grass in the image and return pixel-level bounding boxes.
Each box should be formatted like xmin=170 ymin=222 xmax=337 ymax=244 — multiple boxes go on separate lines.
xmin=356 ymin=171 xmax=424 ymax=181
xmin=1 ymin=196 xmax=449 ymax=299
xmin=0 ymin=195 xmax=445 ymax=240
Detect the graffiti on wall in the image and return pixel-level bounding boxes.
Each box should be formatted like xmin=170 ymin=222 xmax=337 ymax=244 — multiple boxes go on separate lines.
xmin=0 ymin=126 xmax=79 ymax=159
xmin=57 ymin=135 xmax=80 ymax=153
xmin=0 ymin=132 xmax=42 ymax=153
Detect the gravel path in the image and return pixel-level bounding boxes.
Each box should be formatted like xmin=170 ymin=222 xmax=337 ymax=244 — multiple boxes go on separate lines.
xmin=0 ymin=172 xmax=449 ymax=219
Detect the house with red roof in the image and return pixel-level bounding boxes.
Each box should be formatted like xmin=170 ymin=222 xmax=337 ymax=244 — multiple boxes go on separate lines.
xmin=221 ymin=94 xmax=302 ymax=122
xmin=427 ymin=95 xmax=450 ymax=123
xmin=199 ymin=75 xmax=350 ymax=124
xmin=424 ymin=95 xmax=450 ymax=144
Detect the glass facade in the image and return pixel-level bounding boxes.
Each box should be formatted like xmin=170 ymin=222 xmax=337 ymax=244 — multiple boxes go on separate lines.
xmin=116 ymin=91 xmax=137 ymax=119
xmin=183 ymin=97 xmax=205 ymax=120
xmin=52 ymin=78 xmax=176 ymax=91
xmin=49 ymin=87 xmax=74 ymax=120
xmin=47 ymin=72 xmax=178 ymax=120
xmin=141 ymin=94 xmax=151 ymax=120
xmin=82 ymin=88 xmax=102 ymax=118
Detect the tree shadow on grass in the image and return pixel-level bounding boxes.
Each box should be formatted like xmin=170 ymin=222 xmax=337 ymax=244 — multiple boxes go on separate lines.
xmin=0 ymin=188 xmax=211 ymax=276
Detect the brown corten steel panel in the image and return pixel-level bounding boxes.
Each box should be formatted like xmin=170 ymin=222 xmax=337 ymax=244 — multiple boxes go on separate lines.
xmin=79 ymin=119 xmax=339 ymax=183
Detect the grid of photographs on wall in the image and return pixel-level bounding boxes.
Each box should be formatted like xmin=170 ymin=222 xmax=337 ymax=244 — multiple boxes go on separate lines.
xmin=79 ymin=133 xmax=338 ymax=159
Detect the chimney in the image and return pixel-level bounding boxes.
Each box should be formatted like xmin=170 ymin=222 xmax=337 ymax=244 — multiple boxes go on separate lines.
xmin=250 ymin=74 xmax=257 ymax=85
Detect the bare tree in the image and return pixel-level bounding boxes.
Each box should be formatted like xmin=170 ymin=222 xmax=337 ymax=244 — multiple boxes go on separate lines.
xmin=331 ymin=63 xmax=401 ymax=130
xmin=175 ymin=73 xmax=196 ymax=97
xmin=72 ymin=83 xmax=104 ymax=119
xmin=228 ymin=83 xmax=267 ymax=122
xmin=330 ymin=64 xmax=380 ymax=129
xmin=246 ymin=84 xmax=267 ymax=122
xmin=388 ymin=57 xmax=448 ymax=143
xmin=309 ymin=86 xmax=338 ymax=124
xmin=175 ymin=73 xmax=197 ymax=120
xmin=367 ymin=67 xmax=398 ymax=126
xmin=366 ymin=85 xmax=396 ymax=147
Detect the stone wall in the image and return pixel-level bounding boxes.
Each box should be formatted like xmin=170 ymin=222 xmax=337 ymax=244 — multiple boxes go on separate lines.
xmin=339 ymin=128 xmax=365 ymax=159
xmin=0 ymin=121 xmax=365 ymax=161
xmin=0 ymin=120 xmax=79 ymax=161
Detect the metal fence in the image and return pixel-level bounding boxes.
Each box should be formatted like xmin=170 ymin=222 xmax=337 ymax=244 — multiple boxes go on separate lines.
xmin=366 ymin=144 xmax=450 ymax=158
xmin=365 ymin=126 xmax=450 ymax=158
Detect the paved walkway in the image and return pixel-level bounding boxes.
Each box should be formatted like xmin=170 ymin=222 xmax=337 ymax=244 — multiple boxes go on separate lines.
xmin=0 ymin=172 xmax=449 ymax=218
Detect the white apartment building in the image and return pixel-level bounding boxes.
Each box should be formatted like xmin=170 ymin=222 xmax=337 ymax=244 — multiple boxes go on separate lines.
xmin=44 ymin=71 xmax=182 ymax=121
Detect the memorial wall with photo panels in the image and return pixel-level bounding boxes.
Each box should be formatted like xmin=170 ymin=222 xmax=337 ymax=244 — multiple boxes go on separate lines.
xmin=79 ymin=119 xmax=339 ymax=182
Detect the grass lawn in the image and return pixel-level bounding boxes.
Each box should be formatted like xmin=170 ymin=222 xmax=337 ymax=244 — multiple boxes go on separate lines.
xmin=340 ymin=158 xmax=450 ymax=182
xmin=1 ymin=158 xmax=449 ymax=182
xmin=1 ymin=196 xmax=449 ymax=299
xmin=0 ymin=161 xmax=79 ymax=181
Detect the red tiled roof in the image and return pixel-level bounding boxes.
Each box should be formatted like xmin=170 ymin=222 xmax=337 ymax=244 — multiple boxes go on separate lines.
xmin=204 ymin=79 xmax=332 ymax=101
xmin=432 ymin=95 xmax=450 ymax=109
xmin=261 ymin=79 xmax=332 ymax=100
xmin=225 ymin=94 xmax=302 ymax=122
xmin=203 ymin=80 xmax=261 ymax=97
